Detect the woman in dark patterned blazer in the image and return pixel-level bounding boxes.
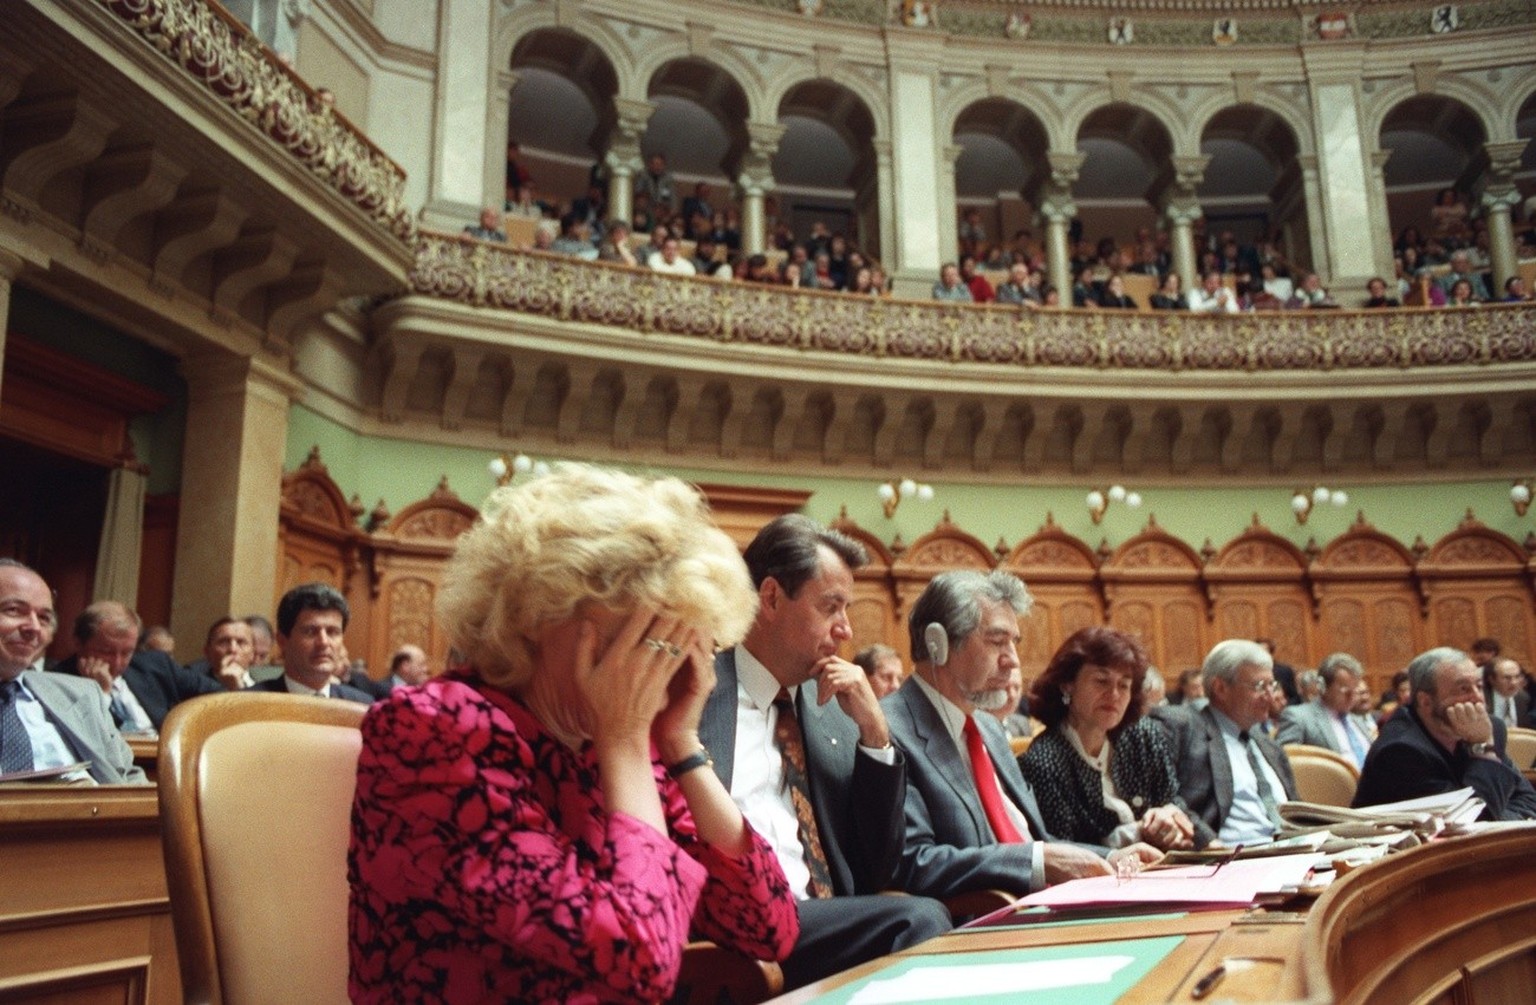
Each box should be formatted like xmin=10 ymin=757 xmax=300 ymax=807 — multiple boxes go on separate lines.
xmin=1018 ymin=627 xmax=1196 ymax=851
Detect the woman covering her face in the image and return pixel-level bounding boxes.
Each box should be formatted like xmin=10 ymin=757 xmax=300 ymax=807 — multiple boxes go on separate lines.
xmin=348 ymin=464 xmax=798 ymax=1003
xmin=1017 ymin=626 xmax=1196 ymax=852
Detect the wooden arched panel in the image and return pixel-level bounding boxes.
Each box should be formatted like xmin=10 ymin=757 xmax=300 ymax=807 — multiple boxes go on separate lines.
xmin=1419 ymin=513 xmax=1534 ymax=668
xmin=366 ymin=478 xmax=480 ymax=679
xmin=1312 ymin=516 xmax=1423 ymax=692
xmin=1001 ymin=514 xmax=1103 ymax=679
xmin=890 ymin=514 xmax=997 ymax=671
xmin=276 ymin=447 xmax=365 ymax=614
xmin=829 ymin=510 xmax=904 ymax=666
xmin=1101 ymin=517 xmax=1208 ymax=675
xmin=1206 ymin=516 xmax=1314 ymax=668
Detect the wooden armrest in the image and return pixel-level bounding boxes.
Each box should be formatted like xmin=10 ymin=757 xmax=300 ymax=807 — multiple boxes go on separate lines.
xmin=674 ymin=940 xmax=784 ymax=1005
xmin=943 ymin=888 xmax=1019 ymax=921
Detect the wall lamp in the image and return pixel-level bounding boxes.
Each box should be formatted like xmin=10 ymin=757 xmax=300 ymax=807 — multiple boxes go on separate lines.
xmin=1513 ymin=479 xmax=1533 ymax=517
xmin=488 ymin=452 xmax=549 ymax=486
xmin=1292 ymin=485 xmax=1348 ymax=524
xmin=1086 ymin=485 xmax=1141 ymax=524
xmin=878 ymin=478 xmax=934 ymax=518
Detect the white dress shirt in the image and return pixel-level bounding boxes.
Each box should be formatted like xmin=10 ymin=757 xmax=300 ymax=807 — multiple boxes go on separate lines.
xmin=111 ymin=676 xmax=155 ymax=733
xmin=9 ymin=677 xmax=92 ymax=780
xmin=282 ymin=676 xmax=332 ymax=698
xmin=1211 ymin=707 xmax=1288 ymax=845
xmin=912 ymin=673 xmax=1046 ymax=890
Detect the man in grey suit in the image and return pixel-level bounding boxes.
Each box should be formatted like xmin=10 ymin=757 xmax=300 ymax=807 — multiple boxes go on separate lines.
xmin=886 ymin=570 xmax=1156 ymax=900
xmin=0 ymin=560 xmax=145 ymax=784
xmin=1151 ymin=639 xmax=1297 ymax=846
xmin=1276 ymin=652 xmax=1373 ymax=767
xmin=698 ymin=515 xmax=948 ymax=990
xmin=1487 ymin=658 xmax=1533 ymax=730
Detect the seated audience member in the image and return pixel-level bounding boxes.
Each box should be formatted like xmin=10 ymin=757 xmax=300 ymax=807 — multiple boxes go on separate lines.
xmin=1437 ymin=249 xmax=1490 ymax=301
xmin=1172 ymin=667 xmax=1207 ymax=709
xmin=808 ymin=251 xmax=839 ymax=291
xmin=932 ymin=262 xmax=973 ymax=302
xmin=1362 ymin=276 xmax=1400 ymax=308
xmin=885 ymin=571 xmax=1158 ymax=900
xmin=1142 ymin=666 xmax=1168 ymax=707
xmin=853 ymin=643 xmax=904 ymax=700
xmin=387 ymin=644 xmax=432 ymax=689
xmin=1429 ymin=187 xmax=1469 ymax=245
xmin=1354 ymin=647 xmax=1536 ymax=820
xmin=1444 ymin=277 xmax=1480 ymax=306
xmin=349 ymin=465 xmax=798 ymax=1002
xmin=549 ymin=212 xmax=597 ymax=260
xmin=596 ymin=220 xmax=638 ymax=266
xmin=1487 ymin=657 xmax=1532 ymax=730
xmin=1375 ymin=670 xmax=1411 ymax=725
xmin=1070 ymin=265 xmax=1101 ymax=308
xmin=1350 ymin=679 xmax=1379 ymax=743
xmin=1296 ymin=669 xmax=1323 ymax=704
xmin=463 ymin=207 xmax=507 ymax=243
xmin=1257 ymin=637 xmax=1301 ymax=705
xmin=245 ymin=614 xmax=275 ymax=667
xmin=248 ymin=584 xmax=373 ymax=703
xmin=700 ymin=514 xmax=949 ymax=988
xmin=1257 ymin=679 xmax=1289 ymax=739
xmin=691 ymin=236 xmax=723 ymax=278
xmin=1256 ymin=262 xmax=1293 ymax=303
xmin=994 ymin=262 xmax=1042 ymax=307
xmin=781 ymin=244 xmax=815 ymax=287
xmin=187 ymin=616 xmax=257 ymax=688
xmin=52 ymin=600 xmax=234 ymax=732
xmin=1150 ymin=639 xmax=1299 ymax=847
xmin=1186 ymin=270 xmax=1239 ymax=314
xmin=993 ymin=666 xmax=1033 ymax=740
xmin=1276 ymin=653 xmax=1372 ymax=768
xmin=0 ymin=560 xmax=146 ymax=783
xmin=1149 ymin=272 xmax=1186 ymax=310
xmin=139 ymin=624 xmax=175 ymax=654
xmin=647 ymin=236 xmax=697 ymax=277
xmin=848 ymin=265 xmax=878 ymax=295
xmin=1285 ymin=272 xmax=1337 ymax=308
xmin=1503 ymin=276 xmax=1531 ymax=302
xmin=1097 ymin=273 xmax=1138 ymax=309
xmin=340 ymin=657 xmax=393 ymax=700
xmin=633 ymin=151 xmax=678 ymax=213
xmin=960 ymin=255 xmax=994 ymax=303
xmin=1241 ymin=279 xmax=1284 ymax=311
xmin=1019 ymin=627 xmax=1194 ymax=851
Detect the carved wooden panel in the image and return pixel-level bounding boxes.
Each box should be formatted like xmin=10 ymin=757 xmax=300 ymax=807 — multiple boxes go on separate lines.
xmin=1003 ymin=515 xmax=1103 ymax=677
xmin=890 ymin=514 xmax=997 ymax=667
xmin=1101 ymin=518 xmax=1208 ymax=675
xmin=1420 ymin=516 xmax=1534 ymax=668
xmin=831 ymin=512 xmax=903 ymax=665
xmin=275 ymin=446 xmax=364 ymax=617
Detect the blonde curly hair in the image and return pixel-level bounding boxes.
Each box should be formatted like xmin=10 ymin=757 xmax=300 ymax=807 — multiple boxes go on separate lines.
xmin=436 ymin=463 xmax=756 ymax=690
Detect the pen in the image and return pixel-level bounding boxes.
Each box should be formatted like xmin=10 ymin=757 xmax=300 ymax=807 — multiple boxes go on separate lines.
xmin=1191 ymin=964 xmax=1226 ymax=1000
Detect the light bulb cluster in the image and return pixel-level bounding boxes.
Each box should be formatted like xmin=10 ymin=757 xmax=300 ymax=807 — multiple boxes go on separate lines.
xmin=488 ymin=452 xmax=549 ymax=486
xmin=1291 ymin=485 xmax=1348 ymax=524
xmin=1086 ymin=484 xmax=1142 ymax=525
xmin=877 ymin=478 xmax=935 ymax=518
xmin=1513 ymin=480 xmax=1533 ymax=517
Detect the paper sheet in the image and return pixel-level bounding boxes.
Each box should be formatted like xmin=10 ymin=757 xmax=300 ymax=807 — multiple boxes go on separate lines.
xmin=1017 ymin=852 xmax=1322 ymax=908
xmin=847 ymin=955 xmax=1134 ymax=1004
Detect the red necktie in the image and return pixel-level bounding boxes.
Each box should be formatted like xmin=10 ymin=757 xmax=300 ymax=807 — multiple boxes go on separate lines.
xmin=963 ymin=716 xmax=1024 ymax=843
xmin=773 ymin=690 xmax=834 ymax=898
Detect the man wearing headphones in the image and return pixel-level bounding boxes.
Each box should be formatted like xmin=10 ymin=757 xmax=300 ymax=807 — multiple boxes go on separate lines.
xmin=885 ymin=570 xmax=1159 ymax=901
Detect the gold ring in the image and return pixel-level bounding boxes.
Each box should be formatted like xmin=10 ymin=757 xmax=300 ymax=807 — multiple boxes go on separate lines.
xmin=645 ymin=637 xmax=667 ymax=651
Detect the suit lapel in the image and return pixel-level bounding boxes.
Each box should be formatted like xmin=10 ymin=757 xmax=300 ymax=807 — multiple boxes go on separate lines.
xmin=980 ymin=715 xmax=1050 ymax=838
xmin=902 ymin=682 xmax=988 ymax=837
xmin=1200 ymin=706 xmax=1236 ymax=824
xmin=702 ymin=650 xmax=740 ymax=790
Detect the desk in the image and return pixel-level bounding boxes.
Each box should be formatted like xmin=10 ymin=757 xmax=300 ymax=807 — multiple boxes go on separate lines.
xmin=773 ymin=828 xmax=1536 ymax=1004
xmin=0 ymin=787 xmax=181 ymax=1004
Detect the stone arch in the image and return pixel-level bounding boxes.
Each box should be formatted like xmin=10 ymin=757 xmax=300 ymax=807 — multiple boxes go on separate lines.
xmin=504 ymin=27 xmax=623 ymax=185
xmin=1187 ymin=89 xmax=1315 ymax=161
xmin=774 ymin=77 xmax=882 ymax=252
xmin=496 ymin=10 xmax=638 ymax=100
xmin=766 ymin=65 xmax=890 ymax=146
xmin=641 ymin=56 xmax=756 ymax=181
xmin=634 ymin=45 xmax=768 ymax=126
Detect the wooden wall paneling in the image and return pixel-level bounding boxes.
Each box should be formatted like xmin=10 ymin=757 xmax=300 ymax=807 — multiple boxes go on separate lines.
xmin=1205 ymin=517 xmax=1315 ymax=670
xmin=999 ymin=514 xmax=1104 ymax=681
xmin=828 ymin=510 xmax=903 ymax=666
xmin=275 ymin=446 xmax=367 ymax=630
xmin=366 ymin=478 xmax=479 ymax=677
xmin=1419 ymin=512 xmax=1535 ymax=667
xmin=698 ymin=483 xmax=813 ymax=550
xmin=889 ymin=514 xmax=997 ymax=670
xmin=1311 ymin=516 xmax=1424 ymax=693
xmin=1099 ymin=516 xmax=1209 ymax=677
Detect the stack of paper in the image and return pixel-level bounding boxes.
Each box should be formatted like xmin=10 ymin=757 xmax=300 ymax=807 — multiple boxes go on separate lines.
xmin=1281 ymin=786 xmax=1484 ymax=836
xmin=1014 ymin=853 xmax=1322 ymax=909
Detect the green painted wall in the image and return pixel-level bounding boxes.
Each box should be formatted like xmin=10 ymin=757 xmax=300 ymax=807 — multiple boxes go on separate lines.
xmin=286 ymin=404 xmax=1536 ymax=556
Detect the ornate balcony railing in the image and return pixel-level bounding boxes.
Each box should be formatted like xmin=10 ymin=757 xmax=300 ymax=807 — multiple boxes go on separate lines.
xmin=410 ymin=232 xmax=1536 ymax=373
xmin=95 ymin=0 xmax=414 ymax=241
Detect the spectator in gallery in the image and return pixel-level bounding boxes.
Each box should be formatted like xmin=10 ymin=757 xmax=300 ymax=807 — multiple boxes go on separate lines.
xmin=931 ymin=262 xmax=973 ymax=302
xmin=1071 ymin=265 xmax=1101 ymax=308
xmin=596 ymin=221 xmax=638 ymax=267
xmin=633 ymin=152 xmax=677 ymax=212
xmin=1445 ymin=277 xmax=1480 ymax=307
xmin=1096 ymin=273 xmax=1138 ymax=309
xmin=1501 ymin=276 xmax=1531 ymax=303
xmin=1149 ymin=272 xmax=1186 ymax=310
xmin=647 ymin=237 xmax=697 ymax=277
xmin=1285 ymin=272 xmax=1338 ymax=309
xmin=960 ymin=255 xmax=995 ymax=303
xmin=549 ymin=212 xmax=598 ymax=260
xmin=853 ymin=643 xmax=904 ymax=700
xmin=1362 ymin=276 xmax=1400 ymax=308
xmin=1438 ymin=250 xmax=1491 ymax=301
xmin=994 ymin=262 xmax=1042 ymax=308
xmin=1428 ymin=187 xmax=1469 ymax=246
xmin=1187 ymin=270 xmax=1240 ymax=313
xmin=463 ymin=207 xmax=507 ymax=243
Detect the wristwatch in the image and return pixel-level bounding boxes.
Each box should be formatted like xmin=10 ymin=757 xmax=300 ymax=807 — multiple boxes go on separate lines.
xmin=1467 ymin=741 xmax=1493 ymax=757
xmin=666 ymin=747 xmax=714 ymax=779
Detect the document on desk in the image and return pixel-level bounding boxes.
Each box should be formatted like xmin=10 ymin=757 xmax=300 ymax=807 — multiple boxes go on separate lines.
xmin=1016 ymin=853 xmax=1323 ymax=909
xmin=814 ymin=936 xmax=1185 ymax=1005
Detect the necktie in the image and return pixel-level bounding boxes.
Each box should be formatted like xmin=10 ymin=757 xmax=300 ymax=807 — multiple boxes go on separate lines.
xmin=1 ymin=679 xmax=37 ymax=775
xmin=1240 ymin=731 xmax=1285 ymax=832
xmin=772 ymin=690 xmax=834 ymax=898
xmin=1340 ymin=714 xmax=1368 ymax=766
xmin=963 ymin=716 xmax=1024 ymax=844
xmin=109 ymin=692 xmax=129 ymax=728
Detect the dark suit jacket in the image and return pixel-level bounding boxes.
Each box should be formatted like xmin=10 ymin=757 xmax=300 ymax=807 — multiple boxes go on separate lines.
xmin=1149 ymin=703 xmax=1298 ymax=847
xmin=700 ymin=648 xmax=907 ymax=896
xmin=1354 ymin=707 xmax=1536 ymax=821
xmin=247 ymin=675 xmax=375 ymax=704
xmin=884 ymin=677 xmax=1093 ymax=898
xmin=52 ymin=650 xmax=223 ymax=729
xmin=1484 ymin=687 xmax=1532 ymax=730
xmin=15 ymin=669 xmax=147 ymax=784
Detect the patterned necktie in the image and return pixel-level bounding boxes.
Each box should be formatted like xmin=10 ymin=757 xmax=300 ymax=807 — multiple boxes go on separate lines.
xmin=773 ymin=690 xmax=834 ymax=898
xmin=1 ymin=679 xmax=37 ymax=774
xmin=1339 ymin=714 xmax=1368 ymax=766
xmin=963 ymin=716 xmax=1024 ymax=843
xmin=1240 ymin=731 xmax=1285 ymax=832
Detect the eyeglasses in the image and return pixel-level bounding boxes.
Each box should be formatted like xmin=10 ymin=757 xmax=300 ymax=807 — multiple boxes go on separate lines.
xmin=1232 ymin=679 xmax=1278 ymax=694
xmin=1119 ymin=844 xmax=1245 ymax=883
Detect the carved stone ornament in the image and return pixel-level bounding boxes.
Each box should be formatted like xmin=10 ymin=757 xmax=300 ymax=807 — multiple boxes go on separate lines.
xmin=798 ymin=0 xmax=823 ymax=15
xmin=1430 ymin=4 xmax=1460 ymax=32
xmin=1109 ymin=17 xmax=1133 ymax=44
xmin=1005 ymin=11 xmax=1032 ymax=39
xmin=1315 ymin=10 xmax=1352 ymax=39
xmin=1212 ymin=17 xmax=1237 ymax=45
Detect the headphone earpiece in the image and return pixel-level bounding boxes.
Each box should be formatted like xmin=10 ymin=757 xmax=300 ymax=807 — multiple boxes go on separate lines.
xmin=924 ymin=622 xmax=949 ymax=666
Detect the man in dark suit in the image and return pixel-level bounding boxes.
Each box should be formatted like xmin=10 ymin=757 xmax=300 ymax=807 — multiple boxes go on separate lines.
xmin=1276 ymin=652 xmax=1372 ymax=768
xmin=247 ymin=583 xmax=372 ymax=704
xmin=1486 ymin=658 xmax=1532 ymax=730
xmin=1151 ymin=639 xmax=1298 ymax=847
xmin=0 ymin=559 xmax=145 ymax=784
xmin=699 ymin=515 xmax=948 ymax=990
xmin=52 ymin=600 xmax=235 ymax=731
xmin=885 ymin=570 xmax=1155 ymax=900
xmin=1355 ymin=647 xmax=1536 ymax=820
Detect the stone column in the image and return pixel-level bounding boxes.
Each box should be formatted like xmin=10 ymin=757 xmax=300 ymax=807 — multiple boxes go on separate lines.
xmin=170 ymin=353 xmax=302 ymax=647
xmin=486 ymin=69 xmax=517 ymax=209
xmin=421 ymin=0 xmax=493 ymax=229
xmin=939 ymin=143 xmax=964 ymax=265
xmin=737 ymin=120 xmax=786 ymax=255
xmin=0 ymin=250 xmax=22 ymax=403
xmin=872 ymin=139 xmax=894 ymax=267
xmin=1477 ymin=140 xmax=1530 ymax=295
xmin=1164 ymin=198 xmax=1202 ymax=290
xmin=883 ymin=41 xmax=945 ymax=296
xmin=1038 ymin=151 xmax=1084 ymax=297
xmin=1300 ymin=58 xmax=1392 ymax=291
xmin=605 ymin=98 xmax=654 ymax=229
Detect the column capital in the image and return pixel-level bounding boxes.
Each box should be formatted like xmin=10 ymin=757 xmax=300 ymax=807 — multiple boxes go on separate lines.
xmin=1482 ymin=139 xmax=1529 ymax=183
xmin=1480 ymin=186 xmax=1523 ymax=213
xmin=1037 ymin=187 xmax=1076 ymax=223
xmin=1045 ymin=149 xmax=1086 ymax=187
xmin=1171 ymin=153 xmax=1212 ymax=191
xmin=613 ymin=98 xmax=656 ymax=143
xmin=746 ymin=119 xmax=788 ymax=160
xmin=1163 ymin=198 xmax=1203 ymax=226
